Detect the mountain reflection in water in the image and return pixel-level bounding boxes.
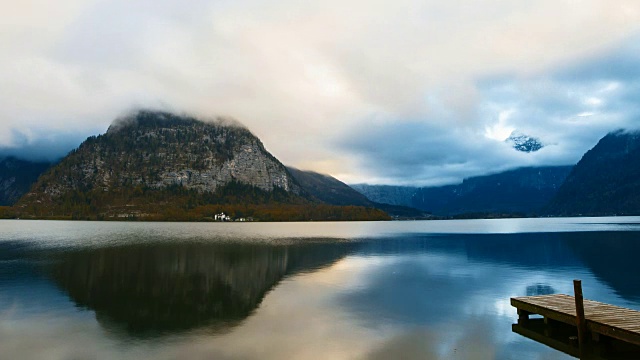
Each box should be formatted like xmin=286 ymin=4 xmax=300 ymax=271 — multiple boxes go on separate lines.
xmin=48 ymin=241 xmax=359 ymax=336
xmin=1 ymin=219 xmax=640 ymax=359
xmin=45 ymin=231 xmax=640 ymax=339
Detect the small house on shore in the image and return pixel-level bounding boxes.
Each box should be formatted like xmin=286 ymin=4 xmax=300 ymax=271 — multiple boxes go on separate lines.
xmin=214 ymin=212 xmax=231 ymax=221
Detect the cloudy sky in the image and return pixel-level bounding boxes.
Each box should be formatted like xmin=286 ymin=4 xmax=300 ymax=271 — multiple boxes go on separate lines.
xmin=2 ymin=0 xmax=640 ymax=185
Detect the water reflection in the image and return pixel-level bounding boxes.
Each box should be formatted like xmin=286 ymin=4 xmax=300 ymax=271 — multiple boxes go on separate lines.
xmin=354 ymin=232 xmax=640 ymax=303
xmin=48 ymin=241 xmax=359 ymax=336
xmin=526 ymin=284 xmax=556 ymax=296
xmin=562 ymin=231 xmax=640 ymax=302
xmin=1 ymin=220 xmax=640 ymax=359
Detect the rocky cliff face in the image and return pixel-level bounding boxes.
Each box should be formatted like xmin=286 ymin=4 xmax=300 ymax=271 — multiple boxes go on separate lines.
xmin=506 ymin=131 xmax=544 ymax=153
xmin=20 ymin=110 xmax=299 ymax=207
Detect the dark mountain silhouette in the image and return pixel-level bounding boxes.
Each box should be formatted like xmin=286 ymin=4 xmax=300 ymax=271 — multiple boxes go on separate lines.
xmin=350 ymin=184 xmax=418 ymax=207
xmin=0 ymin=157 xmax=51 ymax=205
xmin=286 ymin=167 xmax=372 ymax=206
xmin=545 ymin=130 xmax=640 ymax=216
xmin=411 ymin=166 xmax=573 ymax=216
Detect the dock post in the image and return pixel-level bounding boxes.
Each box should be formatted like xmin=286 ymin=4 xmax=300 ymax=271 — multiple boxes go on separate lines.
xmin=574 ymin=279 xmax=587 ymax=352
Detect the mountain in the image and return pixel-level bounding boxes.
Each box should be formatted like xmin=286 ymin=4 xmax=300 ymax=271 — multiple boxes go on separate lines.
xmin=545 ymin=130 xmax=640 ymax=216
xmin=287 ymin=167 xmax=373 ymax=207
xmin=14 ymin=110 xmax=388 ymax=221
xmin=411 ymin=166 xmax=573 ymax=216
xmin=287 ymin=167 xmax=428 ymax=218
xmin=507 ymin=131 xmax=544 ymax=153
xmin=349 ymin=184 xmax=418 ymax=207
xmin=0 ymin=157 xmax=52 ymax=206
xmin=40 ymin=110 xmax=300 ymax=195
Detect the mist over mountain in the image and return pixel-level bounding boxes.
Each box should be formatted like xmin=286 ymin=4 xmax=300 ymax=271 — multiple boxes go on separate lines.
xmin=13 ymin=111 xmax=387 ymax=221
xmin=6 ymin=110 xmax=640 ymax=220
xmin=545 ymin=130 xmax=640 ymax=216
xmin=20 ymin=110 xmax=296 ymax=199
xmin=351 ymin=129 xmax=640 ymax=218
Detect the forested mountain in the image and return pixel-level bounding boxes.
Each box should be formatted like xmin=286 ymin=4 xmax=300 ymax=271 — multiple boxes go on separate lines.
xmin=287 ymin=167 xmax=372 ymax=206
xmin=13 ymin=111 xmax=388 ymax=221
xmin=353 ymin=167 xmax=572 ymax=217
xmin=8 ymin=111 xmax=640 ymax=220
xmin=545 ymin=130 xmax=640 ymax=216
xmin=410 ymin=166 xmax=573 ymax=216
xmin=0 ymin=157 xmax=51 ymax=205
xmin=287 ymin=167 xmax=428 ymax=218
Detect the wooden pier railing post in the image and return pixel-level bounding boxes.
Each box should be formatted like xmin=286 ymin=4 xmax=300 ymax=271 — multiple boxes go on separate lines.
xmin=574 ymin=279 xmax=587 ymax=351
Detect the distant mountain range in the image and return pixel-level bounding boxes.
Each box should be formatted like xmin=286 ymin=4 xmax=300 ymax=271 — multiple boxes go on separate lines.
xmin=352 ymin=166 xmax=572 ymax=217
xmin=3 ymin=110 xmax=640 ymax=219
xmin=287 ymin=167 xmax=428 ymax=218
xmin=349 ymin=184 xmax=418 ymax=207
xmin=410 ymin=166 xmax=572 ymax=216
xmin=352 ymin=130 xmax=640 ymax=217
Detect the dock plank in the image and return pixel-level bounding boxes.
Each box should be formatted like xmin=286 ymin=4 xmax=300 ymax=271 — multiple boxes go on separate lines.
xmin=511 ymin=294 xmax=640 ymax=346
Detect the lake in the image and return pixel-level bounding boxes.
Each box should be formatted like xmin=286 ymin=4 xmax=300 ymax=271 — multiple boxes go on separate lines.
xmin=1 ymin=217 xmax=640 ymax=359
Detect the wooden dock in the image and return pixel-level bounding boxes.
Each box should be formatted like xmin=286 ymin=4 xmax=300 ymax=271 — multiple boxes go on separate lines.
xmin=511 ymin=293 xmax=640 ymax=347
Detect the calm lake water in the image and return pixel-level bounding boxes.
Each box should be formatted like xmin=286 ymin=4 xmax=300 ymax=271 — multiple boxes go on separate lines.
xmin=1 ymin=217 xmax=640 ymax=359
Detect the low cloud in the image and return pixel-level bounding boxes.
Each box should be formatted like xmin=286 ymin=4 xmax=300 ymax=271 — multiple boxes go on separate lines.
xmin=1 ymin=1 xmax=640 ymax=184
xmin=339 ymin=33 xmax=640 ymax=185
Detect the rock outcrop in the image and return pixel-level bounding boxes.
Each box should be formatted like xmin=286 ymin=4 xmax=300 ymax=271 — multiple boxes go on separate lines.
xmin=19 ymin=110 xmax=300 ymax=208
xmin=506 ymin=131 xmax=544 ymax=153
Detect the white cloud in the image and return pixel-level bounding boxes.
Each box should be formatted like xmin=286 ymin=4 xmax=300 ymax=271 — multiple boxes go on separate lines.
xmin=1 ymin=0 xmax=640 ymax=181
xmin=484 ymin=110 xmax=516 ymax=141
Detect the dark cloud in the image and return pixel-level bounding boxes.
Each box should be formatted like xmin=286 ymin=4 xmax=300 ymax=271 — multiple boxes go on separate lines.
xmin=0 ymin=128 xmax=100 ymax=162
xmin=339 ymin=33 xmax=640 ymax=185
xmin=337 ymin=120 xmax=532 ymax=185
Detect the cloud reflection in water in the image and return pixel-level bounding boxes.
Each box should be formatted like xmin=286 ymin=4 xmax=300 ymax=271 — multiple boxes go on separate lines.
xmin=2 ymin=221 xmax=640 ymax=359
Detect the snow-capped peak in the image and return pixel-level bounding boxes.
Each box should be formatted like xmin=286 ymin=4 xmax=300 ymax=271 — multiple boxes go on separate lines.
xmin=506 ymin=131 xmax=544 ymax=153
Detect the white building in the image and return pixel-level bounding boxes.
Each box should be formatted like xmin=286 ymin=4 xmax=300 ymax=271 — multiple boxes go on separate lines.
xmin=214 ymin=212 xmax=231 ymax=221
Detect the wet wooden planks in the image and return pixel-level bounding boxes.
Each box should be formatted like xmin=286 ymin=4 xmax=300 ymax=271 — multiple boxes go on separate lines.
xmin=511 ymin=294 xmax=640 ymax=346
